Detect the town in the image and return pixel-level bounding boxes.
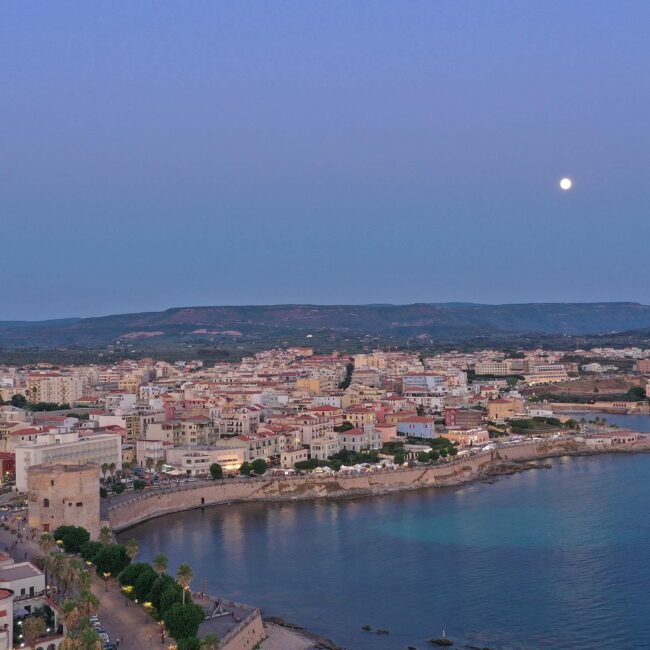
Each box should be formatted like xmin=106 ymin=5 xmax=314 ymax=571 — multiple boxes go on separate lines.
xmin=0 ymin=345 xmax=648 ymax=650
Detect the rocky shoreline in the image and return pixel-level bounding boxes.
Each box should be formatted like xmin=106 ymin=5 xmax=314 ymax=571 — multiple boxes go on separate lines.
xmin=263 ymin=616 xmax=343 ymax=650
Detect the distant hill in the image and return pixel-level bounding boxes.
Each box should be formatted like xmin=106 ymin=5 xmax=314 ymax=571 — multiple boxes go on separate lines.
xmin=1 ymin=302 xmax=650 ymax=349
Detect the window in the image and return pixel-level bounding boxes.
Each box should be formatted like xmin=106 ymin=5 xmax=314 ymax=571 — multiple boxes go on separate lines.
xmin=43 ymin=498 xmax=50 ymax=508
xmin=76 ymin=502 xmax=83 ymax=507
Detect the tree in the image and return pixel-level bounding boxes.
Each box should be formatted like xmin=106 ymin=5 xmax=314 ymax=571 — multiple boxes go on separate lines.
xmin=60 ymin=623 xmax=102 ymax=650
xmin=428 ymin=450 xmax=439 ymax=462
xmin=199 ymin=634 xmax=220 ymax=650
xmin=416 ymin=404 xmax=426 ymax=416
xmin=108 ymin=462 xmax=116 ymax=482
xmin=251 ymin=458 xmax=267 ymax=475
xmin=162 ymin=602 xmax=204 ymax=641
xmin=417 ymin=451 xmax=429 ymax=463
xmin=10 ymin=394 xmax=27 ymax=408
xmin=238 ymin=462 xmax=252 ymax=476
xmin=113 ymin=482 xmax=125 ymax=494
xmin=93 ymin=544 xmax=130 ymax=577
xmin=99 ymin=526 xmax=112 ymax=545
xmin=53 ymin=525 xmax=90 ymax=554
xmin=100 ymin=464 xmax=109 ymax=483
xmin=150 ymin=574 xmax=177 ymax=610
xmin=209 ymin=463 xmax=223 ymax=480
xmin=154 ymin=553 xmax=168 ymax=576
xmin=77 ymin=590 xmax=100 ymax=618
xmin=394 ymin=451 xmax=405 ymax=465
xmin=80 ymin=541 xmax=102 ymax=562
xmin=125 ymin=538 xmax=140 ymax=560
xmin=135 ymin=569 xmax=157 ymax=601
xmin=134 ymin=479 xmax=146 ymax=490
xmin=38 ymin=532 xmax=55 ymax=556
xmin=176 ymin=563 xmax=193 ymax=604
xmin=180 ymin=639 xmax=202 ymax=650
xmin=159 ymin=584 xmax=184 ymax=615
xmin=118 ymin=562 xmax=152 ymax=587
xmin=24 ymin=614 xmax=47 ymax=646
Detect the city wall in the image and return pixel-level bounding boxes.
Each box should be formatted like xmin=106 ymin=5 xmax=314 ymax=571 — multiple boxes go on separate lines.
xmin=108 ymin=443 xmax=559 ymax=531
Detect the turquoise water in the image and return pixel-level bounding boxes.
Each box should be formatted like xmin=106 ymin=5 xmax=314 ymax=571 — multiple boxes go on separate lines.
xmin=564 ymin=411 xmax=650 ymax=432
xmin=123 ymin=420 xmax=650 ymax=649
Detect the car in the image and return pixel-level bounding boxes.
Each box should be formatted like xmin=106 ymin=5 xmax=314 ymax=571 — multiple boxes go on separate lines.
xmin=99 ymin=633 xmax=110 ymax=643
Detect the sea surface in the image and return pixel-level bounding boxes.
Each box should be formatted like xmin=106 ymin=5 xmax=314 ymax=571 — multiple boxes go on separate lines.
xmin=122 ymin=414 xmax=650 ymax=650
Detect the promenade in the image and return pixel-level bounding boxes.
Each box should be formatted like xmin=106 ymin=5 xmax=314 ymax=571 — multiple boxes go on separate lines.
xmin=0 ymin=514 xmax=164 ymax=650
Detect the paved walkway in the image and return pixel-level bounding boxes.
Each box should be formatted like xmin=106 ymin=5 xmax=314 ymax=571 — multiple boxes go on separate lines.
xmin=0 ymin=514 xmax=165 ymax=650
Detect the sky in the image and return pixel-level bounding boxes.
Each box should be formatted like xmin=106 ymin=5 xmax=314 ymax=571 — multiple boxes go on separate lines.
xmin=2 ymin=1 xmax=649 ymax=319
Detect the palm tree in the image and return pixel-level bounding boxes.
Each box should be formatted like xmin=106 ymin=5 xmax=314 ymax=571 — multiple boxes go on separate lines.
xmin=77 ymin=569 xmax=92 ymax=593
xmin=153 ymin=553 xmax=168 ymax=576
xmin=108 ymin=462 xmax=116 ymax=483
xmin=68 ymin=558 xmax=84 ymax=590
xmin=145 ymin=457 xmax=155 ymax=472
xmin=60 ymin=558 xmax=76 ymax=597
xmin=199 ymin=634 xmax=220 ymax=650
xmin=125 ymin=538 xmax=139 ymax=560
xmin=38 ymin=532 xmax=55 ymax=555
xmin=100 ymin=463 xmax=109 ymax=483
xmin=77 ymin=590 xmax=100 ymax=618
xmin=24 ymin=614 xmax=47 ymax=647
xmin=99 ymin=526 xmax=112 ymax=545
xmin=175 ymin=563 xmax=193 ymax=604
xmin=61 ymin=598 xmax=82 ymax=631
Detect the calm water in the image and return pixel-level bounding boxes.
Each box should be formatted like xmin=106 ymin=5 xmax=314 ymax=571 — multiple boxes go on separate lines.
xmin=123 ymin=417 xmax=650 ymax=650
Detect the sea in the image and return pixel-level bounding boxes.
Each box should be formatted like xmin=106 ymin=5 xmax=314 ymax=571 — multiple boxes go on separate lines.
xmin=121 ymin=413 xmax=650 ymax=649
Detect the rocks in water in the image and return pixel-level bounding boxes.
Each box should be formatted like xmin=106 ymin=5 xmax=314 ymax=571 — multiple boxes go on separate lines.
xmin=361 ymin=624 xmax=372 ymax=631
xmin=376 ymin=628 xmax=390 ymax=635
xmin=428 ymin=639 xmax=453 ymax=647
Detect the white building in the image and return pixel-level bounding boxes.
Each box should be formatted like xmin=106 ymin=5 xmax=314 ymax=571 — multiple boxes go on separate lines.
xmin=15 ymin=432 xmax=122 ymax=492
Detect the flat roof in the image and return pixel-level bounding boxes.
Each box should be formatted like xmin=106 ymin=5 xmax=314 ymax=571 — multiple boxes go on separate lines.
xmin=0 ymin=562 xmax=42 ymax=581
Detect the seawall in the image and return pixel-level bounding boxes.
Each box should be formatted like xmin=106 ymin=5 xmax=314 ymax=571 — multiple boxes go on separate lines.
xmin=108 ymin=441 xmax=575 ymax=531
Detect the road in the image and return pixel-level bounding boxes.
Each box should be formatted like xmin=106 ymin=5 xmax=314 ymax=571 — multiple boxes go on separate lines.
xmin=0 ymin=514 xmax=166 ymax=650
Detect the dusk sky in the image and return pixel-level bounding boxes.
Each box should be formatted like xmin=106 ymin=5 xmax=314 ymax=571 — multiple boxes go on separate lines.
xmin=2 ymin=1 xmax=649 ymax=319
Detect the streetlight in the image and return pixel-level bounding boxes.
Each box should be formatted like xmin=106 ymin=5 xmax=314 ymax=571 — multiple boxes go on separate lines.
xmin=158 ymin=621 xmax=166 ymax=645
xmin=103 ymin=572 xmax=111 ymax=592
xmin=144 ymin=601 xmax=153 ymax=623
xmin=122 ymin=585 xmax=134 ymax=606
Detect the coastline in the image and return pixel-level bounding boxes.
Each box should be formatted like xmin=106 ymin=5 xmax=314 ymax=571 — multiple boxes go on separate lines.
xmin=115 ymin=439 xmax=650 ymax=650
xmin=109 ymin=438 xmax=650 ymax=534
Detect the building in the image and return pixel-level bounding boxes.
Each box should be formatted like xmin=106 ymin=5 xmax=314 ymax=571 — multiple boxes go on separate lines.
xmin=26 ymin=374 xmax=85 ymax=405
xmin=523 ymin=365 xmax=569 ymax=385
xmin=280 ymin=447 xmax=309 ymax=469
xmin=27 ymin=463 xmax=101 ymax=538
xmin=165 ymin=446 xmax=246 ymax=474
xmin=337 ymin=428 xmax=381 ymax=453
xmin=309 ymin=434 xmax=341 ymax=461
xmin=444 ymin=407 xmax=483 ymax=430
xmin=443 ymin=427 xmax=490 ymax=447
xmin=396 ymin=416 xmax=436 ymax=439
xmin=15 ymin=432 xmax=122 ymax=492
xmin=474 ymin=361 xmax=509 ymax=376
xmin=487 ymin=399 xmax=521 ymax=421
xmin=635 ymin=359 xmax=650 ymax=373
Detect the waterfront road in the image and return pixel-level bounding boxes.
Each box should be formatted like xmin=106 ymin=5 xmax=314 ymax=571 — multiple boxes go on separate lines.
xmin=0 ymin=514 xmax=165 ymax=650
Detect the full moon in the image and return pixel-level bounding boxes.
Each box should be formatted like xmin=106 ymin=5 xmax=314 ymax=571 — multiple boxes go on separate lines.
xmin=559 ymin=177 xmax=573 ymax=190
